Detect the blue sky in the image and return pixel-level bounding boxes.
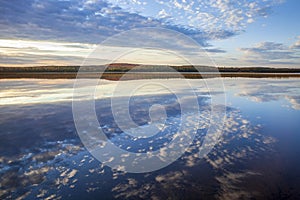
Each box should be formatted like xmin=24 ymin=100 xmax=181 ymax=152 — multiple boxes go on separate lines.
xmin=0 ymin=0 xmax=299 ymax=67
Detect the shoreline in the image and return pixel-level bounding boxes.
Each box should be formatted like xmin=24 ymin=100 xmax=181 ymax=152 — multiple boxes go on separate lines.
xmin=1 ymin=72 xmax=300 ymax=80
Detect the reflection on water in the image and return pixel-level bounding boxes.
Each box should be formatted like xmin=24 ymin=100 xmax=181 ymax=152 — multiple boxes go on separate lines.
xmin=0 ymin=78 xmax=300 ymax=199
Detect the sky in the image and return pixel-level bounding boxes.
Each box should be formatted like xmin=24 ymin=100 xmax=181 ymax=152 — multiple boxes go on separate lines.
xmin=0 ymin=0 xmax=299 ymax=67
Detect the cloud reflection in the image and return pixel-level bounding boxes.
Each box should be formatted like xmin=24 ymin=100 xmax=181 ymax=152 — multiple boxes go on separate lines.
xmin=228 ymin=78 xmax=300 ymax=110
xmin=1 ymin=78 xmax=298 ymax=199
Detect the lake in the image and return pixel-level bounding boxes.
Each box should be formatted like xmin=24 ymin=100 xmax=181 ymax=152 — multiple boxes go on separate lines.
xmin=1 ymin=77 xmax=300 ymax=199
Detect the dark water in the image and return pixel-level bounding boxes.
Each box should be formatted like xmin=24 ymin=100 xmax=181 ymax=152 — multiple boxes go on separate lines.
xmin=0 ymin=78 xmax=300 ymax=200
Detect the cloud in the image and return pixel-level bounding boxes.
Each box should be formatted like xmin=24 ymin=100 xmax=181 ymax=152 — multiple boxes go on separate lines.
xmin=291 ymin=36 xmax=300 ymax=49
xmin=285 ymin=96 xmax=300 ymax=110
xmin=0 ymin=0 xmax=283 ymax=45
xmin=0 ymin=0 xmax=170 ymax=43
xmin=205 ymin=48 xmax=226 ymax=53
xmin=107 ymin=0 xmax=283 ymax=31
xmin=0 ymin=39 xmax=100 ymax=66
xmin=0 ymin=51 xmax=88 ymax=66
xmin=158 ymin=9 xmax=169 ymax=18
xmin=239 ymin=41 xmax=300 ymax=65
xmin=0 ymin=0 xmax=286 ymax=66
xmin=231 ymin=79 xmax=300 ymax=110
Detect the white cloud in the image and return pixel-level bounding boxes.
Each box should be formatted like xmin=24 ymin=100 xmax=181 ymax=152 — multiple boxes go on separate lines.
xmin=106 ymin=0 xmax=283 ymax=31
xmin=239 ymin=41 xmax=300 ymax=65
xmin=247 ymin=18 xmax=254 ymax=24
xmin=291 ymin=37 xmax=300 ymax=49
xmin=158 ymin=9 xmax=169 ymax=18
xmin=0 ymin=0 xmax=288 ymax=66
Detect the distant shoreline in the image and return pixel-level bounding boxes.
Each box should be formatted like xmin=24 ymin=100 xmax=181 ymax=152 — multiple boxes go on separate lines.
xmin=1 ymin=72 xmax=300 ymax=80
xmin=1 ymin=64 xmax=300 ymax=80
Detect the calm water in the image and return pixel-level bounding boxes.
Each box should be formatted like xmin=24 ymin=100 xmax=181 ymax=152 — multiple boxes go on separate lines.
xmin=0 ymin=78 xmax=300 ymax=199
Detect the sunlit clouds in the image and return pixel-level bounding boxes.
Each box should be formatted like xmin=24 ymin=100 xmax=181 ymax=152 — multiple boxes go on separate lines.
xmin=1 ymin=0 xmax=300 ymax=67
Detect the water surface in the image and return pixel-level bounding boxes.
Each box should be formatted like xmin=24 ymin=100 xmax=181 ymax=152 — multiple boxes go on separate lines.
xmin=0 ymin=78 xmax=300 ymax=199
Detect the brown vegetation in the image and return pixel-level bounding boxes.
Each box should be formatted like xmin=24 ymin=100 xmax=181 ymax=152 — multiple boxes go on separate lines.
xmin=1 ymin=63 xmax=300 ymax=80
